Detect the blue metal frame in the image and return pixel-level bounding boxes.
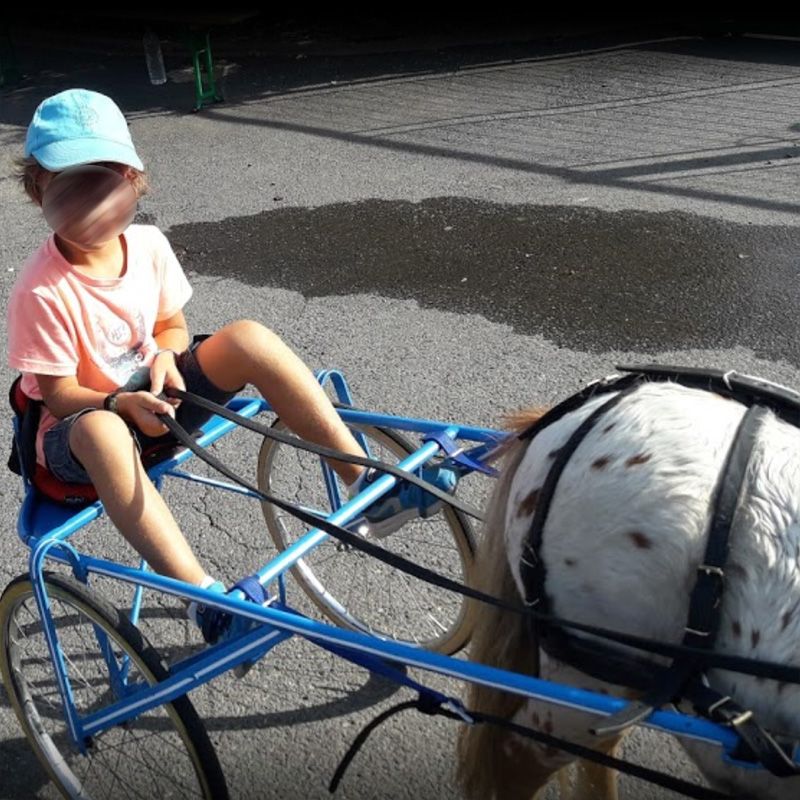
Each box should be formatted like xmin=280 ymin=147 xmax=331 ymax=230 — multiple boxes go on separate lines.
xmin=6 ymin=369 xmax=798 ymax=776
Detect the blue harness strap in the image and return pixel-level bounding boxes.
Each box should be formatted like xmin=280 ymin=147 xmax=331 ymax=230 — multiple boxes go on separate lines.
xmin=231 ymin=575 xmax=270 ymax=605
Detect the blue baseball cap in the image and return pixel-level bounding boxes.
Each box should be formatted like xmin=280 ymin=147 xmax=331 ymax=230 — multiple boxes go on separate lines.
xmin=24 ymin=89 xmax=144 ymax=172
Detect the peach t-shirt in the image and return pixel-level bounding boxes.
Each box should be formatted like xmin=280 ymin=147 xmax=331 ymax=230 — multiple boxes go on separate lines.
xmin=7 ymin=224 xmax=193 ymax=466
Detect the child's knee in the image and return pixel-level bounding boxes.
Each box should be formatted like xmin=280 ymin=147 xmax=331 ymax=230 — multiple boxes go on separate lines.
xmin=227 ymin=319 xmax=273 ymax=344
xmin=217 ymin=320 xmax=284 ymax=359
xmin=69 ymin=410 xmax=132 ymax=457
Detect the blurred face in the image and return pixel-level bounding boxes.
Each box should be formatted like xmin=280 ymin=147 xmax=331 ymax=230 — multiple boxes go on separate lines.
xmin=41 ymin=164 xmax=138 ymax=250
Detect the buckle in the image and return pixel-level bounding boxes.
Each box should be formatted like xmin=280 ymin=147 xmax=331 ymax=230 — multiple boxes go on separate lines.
xmin=731 ymin=710 xmax=755 ymax=728
xmin=697 ymin=564 xmax=724 ymax=578
xmin=706 ymin=695 xmax=734 ymax=717
xmin=706 ymin=695 xmax=753 ymax=728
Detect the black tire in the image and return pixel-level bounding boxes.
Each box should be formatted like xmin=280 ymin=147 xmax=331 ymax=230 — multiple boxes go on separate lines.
xmin=0 ymin=572 xmax=229 ymax=799
xmin=258 ymin=421 xmax=476 ymax=654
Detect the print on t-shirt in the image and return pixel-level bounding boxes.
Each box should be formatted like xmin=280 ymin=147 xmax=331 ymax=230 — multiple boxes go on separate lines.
xmin=95 ymin=308 xmax=151 ymax=389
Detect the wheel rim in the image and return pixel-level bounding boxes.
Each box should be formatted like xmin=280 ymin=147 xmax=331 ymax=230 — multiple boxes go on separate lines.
xmin=259 ymin=424 xmax=474 ymax=653
xmin=1 ymin=579 xmax=215 ymax=799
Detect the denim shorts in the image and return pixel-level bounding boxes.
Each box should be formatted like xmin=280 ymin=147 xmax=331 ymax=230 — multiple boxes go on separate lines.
xmin=43 ymin=336 xmax=238 ymax=484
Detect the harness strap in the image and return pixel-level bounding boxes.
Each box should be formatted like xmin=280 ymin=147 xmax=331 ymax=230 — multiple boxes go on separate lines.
xmin=590 ymin=659 xmax=698 ymax=737
xmin=619 ymin=364 xmax=800 ymax=426
xmin=329 ymin=693 xmax=734 ymax=800
xmin=594 ymin=405 xmax=767 ymax=737
xmin=515 ymin=372 xmax=800 ymax=780
xmin=684 ymin=406 xmax=767 ymax=649
xmin=165 ymin=387 xmax=484 ymax=521
xmin=159 ymin=392 xmax=800 ymax=789
xmin=687 ymin=679 xmax=800 ymax=777
xmin=590 ymin=672 xmax=800 ymax=778
xmin=329 ymin=699 xmax=435 ymax=793
xmin=520 ymin=380 xmax=644 ymax=625
xmin=156 ymin=398 xmax=800 ymax=686
xmin=517 ymin=372 xmax=643 ymax=442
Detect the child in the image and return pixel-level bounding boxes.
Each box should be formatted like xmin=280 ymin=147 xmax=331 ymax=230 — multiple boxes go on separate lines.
xmin=8 ymin=88 xmax=456 ymax=642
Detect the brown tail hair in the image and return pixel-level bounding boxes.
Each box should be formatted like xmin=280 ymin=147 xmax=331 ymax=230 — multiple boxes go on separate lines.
xmin=457 ymin=408 xmax=544 ymax=799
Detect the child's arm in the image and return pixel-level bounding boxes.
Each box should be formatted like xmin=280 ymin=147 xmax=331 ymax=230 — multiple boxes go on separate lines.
xmin=153 ymin=310 xmax=190 ymax=355
xmin=149 ymin=311 xmax=190 ymax=400
xmin=36 ymin=374 xmax=176 ymax=437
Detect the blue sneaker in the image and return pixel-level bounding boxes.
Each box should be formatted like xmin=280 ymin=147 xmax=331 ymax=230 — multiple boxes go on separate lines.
xmin=348 ymin=465 xmax=458 ymax=539
xmin=189 ymin=577 xmax=270 ymax=678
xmin=189 ymin=579 xmax=266 ymax=645
xmin=187 ymin=581 xmax=231 ymax=645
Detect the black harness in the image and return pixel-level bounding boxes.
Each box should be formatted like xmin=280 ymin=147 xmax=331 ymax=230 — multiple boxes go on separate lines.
xmin=518 ymin=364 xmax=800 ymax=775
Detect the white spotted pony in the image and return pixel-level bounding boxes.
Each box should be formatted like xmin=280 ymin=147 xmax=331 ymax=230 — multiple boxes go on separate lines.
xmin=458 ymin=369 xmax=800 ymax=800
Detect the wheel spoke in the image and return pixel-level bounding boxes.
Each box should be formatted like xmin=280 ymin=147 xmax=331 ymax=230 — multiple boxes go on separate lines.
xmin=0 ymin=577 xmax=223 ymax=798
xmin=259 ymin=422 xmax=474 ymax=653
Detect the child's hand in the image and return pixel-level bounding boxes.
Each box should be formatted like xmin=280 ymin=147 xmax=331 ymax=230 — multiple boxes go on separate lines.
xmin=149 ymin=350 xmax=186 ymax=406
xmin=116 ymin=391 xmax=175 ymax=437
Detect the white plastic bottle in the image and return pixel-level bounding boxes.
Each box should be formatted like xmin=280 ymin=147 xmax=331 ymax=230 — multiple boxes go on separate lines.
xmin=143 ymin=31 xmax=167 ymax=85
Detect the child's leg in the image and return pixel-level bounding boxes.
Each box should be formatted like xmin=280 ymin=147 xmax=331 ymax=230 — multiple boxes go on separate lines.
xmin=69 ymin=410 xmax=207 ymax=584
xmin=193 ymin=321 xmax=365 ymax=485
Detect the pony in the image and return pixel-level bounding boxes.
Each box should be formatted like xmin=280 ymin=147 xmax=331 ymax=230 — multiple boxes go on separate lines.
xmin=458 ymin=372 xmax=800 ymax=800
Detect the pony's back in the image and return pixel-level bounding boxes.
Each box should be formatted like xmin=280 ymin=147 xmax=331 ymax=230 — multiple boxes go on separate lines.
xmin=460 ymin=381 xmax=800 ymax=800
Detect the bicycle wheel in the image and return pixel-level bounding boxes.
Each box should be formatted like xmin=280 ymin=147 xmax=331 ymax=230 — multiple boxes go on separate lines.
xmin=258 ymin=421 xmax=476 ymax=654
xmin=0 ymin=572 xmax=228 ymax=800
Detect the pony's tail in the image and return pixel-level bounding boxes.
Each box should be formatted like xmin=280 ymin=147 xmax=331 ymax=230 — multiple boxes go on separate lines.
xmin=457 ymin=410 xmax=543 ymax=800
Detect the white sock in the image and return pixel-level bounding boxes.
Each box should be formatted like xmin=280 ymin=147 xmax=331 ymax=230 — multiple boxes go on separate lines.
xmin=186 ymin=575 xmax=220 ymax=626
xmin=346 ymin=470 xmax=368 ymax=499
